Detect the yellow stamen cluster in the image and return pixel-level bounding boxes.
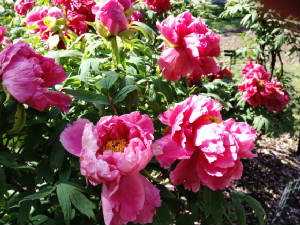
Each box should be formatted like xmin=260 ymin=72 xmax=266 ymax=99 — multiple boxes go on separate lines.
xmin=256 ymin=80 xmax=265 ymax=88
xmin=102 ymin=139 xmax=127 ymax=153
xmin=203 ymin=116 xmax=221 ymax=124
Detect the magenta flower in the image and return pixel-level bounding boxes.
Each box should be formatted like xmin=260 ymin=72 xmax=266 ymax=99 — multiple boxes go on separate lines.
xmin=14 ymin=0 xmax=35 ymax=16
xmin=60 ymin=112 xmax=161 ymax=225
xmin=0 ymin=41 xmax=72 ymax=112
xmin=0 ymin=26 xmax=10 ymax=47
xmin=156 ymin=12 xmax=220 ymax=81
xmin=144 ymin=0 xmax=171 ymax=13
xmin=238 ymin=60 xmax=290 ymax=112
xmin=130 ymin=9 xmax=143 ymax=23
xmin=154 ymin=95 xmax=257 ymax=191
xmin=26 ymin=6 xmax=64 ymax=40
xmin=92 ymin=0 xmax=129 ymax=37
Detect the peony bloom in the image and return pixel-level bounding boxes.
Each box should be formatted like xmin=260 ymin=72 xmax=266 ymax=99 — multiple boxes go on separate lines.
xmin=154 ymin=95 xmax=257 ymax=191
xmin=144 ymin=0 xmax=171 ymax=13
xmin=60 ymin=112 xmax=161 ymax=225
xmin=14 ymin=0 xmax=35 ymax=16
xmin=129 ymin=9 xmax=143 ymax=22
xmin=26 ymin=6 xmax=64 ymax=40
xmin=156 ymin=12 xmax=220 ymax=81
xmin=51 ymin=0 xmax=95 ymax=35
xmin=0 ymin=41 xmax=72 ymax=112
xmin=0 ymin=26 xmax=10 ymax=48
xmin=238 ymin=60 xmax=290 ymax=112
xmin=92 ymin=0 xmax=129 ymax=37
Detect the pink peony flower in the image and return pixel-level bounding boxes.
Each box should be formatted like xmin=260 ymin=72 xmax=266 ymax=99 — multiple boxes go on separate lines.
xmin=14 ymin=0 xmax=35 ymax=16
xmin=156 ymin=12 xmax=220 ymax=81
xmin=26 ymin=6 xmax=64 ymax=40
xmin=130 ymin=9 xmax=143 ymax=22
xmin=0 ymin=41 xmax=72 ymax=112
xmin=60 ymin=112 xmax=161 ymax=225
xmin=92 ymin=0 xmax=129 ymax=37
xmin=154 ymin=95 xmax=257 ymax=191
xmin=0 ymin=26 xmax=10 ymax=47
xmin=144 ymin=0 xmax=171 ymax=13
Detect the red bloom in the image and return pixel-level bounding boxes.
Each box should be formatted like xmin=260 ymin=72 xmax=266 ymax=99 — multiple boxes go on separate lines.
xmin=144 ymin=0 xmax=171 ymax=13
xmin=14 ymin=0 xmax=35 ymax=16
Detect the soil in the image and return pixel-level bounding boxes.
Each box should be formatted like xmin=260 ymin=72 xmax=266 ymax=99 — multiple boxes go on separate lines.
xmin=233 ymin=133 xmax=300 ymax=225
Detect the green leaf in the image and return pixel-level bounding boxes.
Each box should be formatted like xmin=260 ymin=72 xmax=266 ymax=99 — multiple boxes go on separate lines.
xmin=0 ymin=151 xmax=30 ymax=169
xmin=153 ymin=203 xmax=174 ymax=225
xmin=57 ymin=183 xmax=73 ymax=225
xmin=130 ymin=21 xmax=156 ymax=41
xmin=79 ymin=58 xmax=101 ymax=82
xmin=47 ymin=35 xmax=60 ymax=50
xmin=232 ymin=198 xmax=246 ymax=225
xmin=244 ymin=195 xmax=266 ymax=225
xmin=176 ymin=214 xmax=194 ymax=225
xmin=96 ymin=71 xmax=120 ymax=90
xmin=202 ymin=187 xmax=224 ymax=224
xmin=0 ymin=167 xmax=6 ymax=196
xmin=69 ymin=191 xmax=96 ymax=221
xmin=59 ymin=50 xmax=83 ymax=58
xmin=17 ymin=201 xmax=32 ymax=225
xmin=62 ymin=88 xmax=109 ymax=108
xmin=113 ymin=85 xmax=138 ymax=103
xmin=7 ymin=104 xmax=26 ymax=135
xmin=20 ymin=186 xmax=55 ymax=205
xmin=50 ymin=144 xmax=65 ymax=170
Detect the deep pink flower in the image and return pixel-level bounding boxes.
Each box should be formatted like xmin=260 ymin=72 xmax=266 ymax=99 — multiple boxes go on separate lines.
xmin=0 ymin=41 xmax=71 ymax=112
xmin=0 ymin=26 xmax=10 ymax=47
xmin=263 ymin=79 xmax=290 ymax=112
xmin=66 ymin=11 xmax=89 ymax=35
xmin=144 ymin=0 xmax=171 ymax=13
xmin=156 ymin=12 xmax=220 ymax=81
xmin=130 ymin=9 xmax=143 ymax=22
xmin=60 ymin=112 xmax=161 ymax=225
xmin=14 ymin=0 xmax=35 ymax=16
xmin=238 ymin=60 xmax=290 ymax=112
xmin=26 ymin=6 xmax=64 ymax=40
xmin=154 ymin=95 xmax=257 ymax=191
xmin=92 ymin=0 xmax=129 ymax=37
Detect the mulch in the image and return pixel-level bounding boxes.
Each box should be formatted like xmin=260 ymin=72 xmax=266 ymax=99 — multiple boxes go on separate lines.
xmin=233 ymin=133 xmax=300 ymax=225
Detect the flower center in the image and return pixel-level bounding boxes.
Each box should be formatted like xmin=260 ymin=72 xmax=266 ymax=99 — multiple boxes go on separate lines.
xmin=203 ymin=116 xmax=221 ymax=124
xmin=101 ymin=139 xmax=127 ymax=153
xmin=256 ymin=80 xmax=265 ymax=88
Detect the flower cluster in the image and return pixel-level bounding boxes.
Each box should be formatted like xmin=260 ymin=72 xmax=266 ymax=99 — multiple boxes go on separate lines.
xmin=238 ymin=60 xmax=290 ymax=112
xmin=60 ymin=112 xmax=161 ymax=225
xmin=14 ymin=0 xmax=35 ymax=16
xmin=157 ymin=12 xmax=220 ymax=81
xmin=154 ymin=95 xmax=257 ymax=191
xmin=144 ymin=0 xmax=171 ymax=13
xmin=51 ymin=0 xmax=96 ymax=35
xmin=0 ymin=41 xmax=72 ymax=112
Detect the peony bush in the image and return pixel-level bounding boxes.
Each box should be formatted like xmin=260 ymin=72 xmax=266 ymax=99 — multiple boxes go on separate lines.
xmin=0 ymin=0 xmax=298 ymax=225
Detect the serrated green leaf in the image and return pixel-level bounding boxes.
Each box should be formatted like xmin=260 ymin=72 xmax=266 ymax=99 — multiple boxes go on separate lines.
xmin=96 ymin=71 xmax=120 ymax=90
xmin=69 ymin=191 xmax=96 ymax=221
xmin=113 ymin=85 xmax=138 ymax=103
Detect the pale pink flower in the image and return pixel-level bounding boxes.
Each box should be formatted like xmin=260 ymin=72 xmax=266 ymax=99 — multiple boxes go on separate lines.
xmin=60 ymin=112 xmax=161 ymax=225
xmin=14 ymin=0 xmax=35 ymax=16
xmin=0 ymin=41 xmax=71 ymax=112
xmin=92 ymin=0 xmax=129 ymax=37
xmin=154 ymin=95 xmax=257 ymax=191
